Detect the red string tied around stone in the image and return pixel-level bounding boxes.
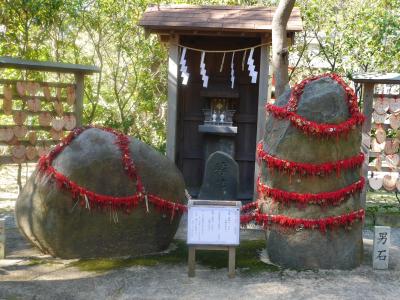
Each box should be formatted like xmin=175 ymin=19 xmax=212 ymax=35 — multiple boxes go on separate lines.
xmin=265 ymin=73 xmax=365 ymax=138
xmin=257 ymin=177 xmax=365 ymax=207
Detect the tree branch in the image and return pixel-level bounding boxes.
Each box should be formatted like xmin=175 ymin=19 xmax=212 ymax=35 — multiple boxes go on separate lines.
xmin=272 ymin=0 xmax=296 ymax=98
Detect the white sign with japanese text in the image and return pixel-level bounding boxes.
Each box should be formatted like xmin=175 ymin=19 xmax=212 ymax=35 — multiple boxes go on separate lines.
xmin=187 ymin=200 xmax=240 ymax=245
xmin=373 ymin=226 xmax=390 ymax=269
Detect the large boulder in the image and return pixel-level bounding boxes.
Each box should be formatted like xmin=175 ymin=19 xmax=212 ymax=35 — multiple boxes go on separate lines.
xmin=15 ymin=128 xmax=186 ymax=259
xmin=261 ymin=77 xmax=363 ymax=269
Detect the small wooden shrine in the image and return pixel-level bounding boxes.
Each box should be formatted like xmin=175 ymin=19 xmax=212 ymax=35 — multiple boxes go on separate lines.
xmin=352 ymin=73 xmax=400 ymax=204
xmin=0 ymin=57 xmax=99 ymax=165
xmin=140 ymin=5 xmax=302 ymax=200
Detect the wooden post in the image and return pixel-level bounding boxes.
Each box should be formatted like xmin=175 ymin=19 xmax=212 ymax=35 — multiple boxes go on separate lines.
xmin=188 ymin=246 xmax=196 ymax=277
xmin=187 ymin=245 xmax=236 ymax=278
xmin=254 ymin=37 xmax=271 ymax=198
xmin=166 ymin=35 xmax=179 ymax=162
xmin=228 ymin=246 xmax=236 ymax=278
xmin=360 ymin=83 xmax=375 ymax=207
xmin=0 ymin=219 xmax=5 ymax=259
xmin=74 ymin=72 xmax=85 ymax=127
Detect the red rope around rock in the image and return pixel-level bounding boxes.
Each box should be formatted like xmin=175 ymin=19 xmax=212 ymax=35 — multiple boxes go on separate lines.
xmin=257 ymin=142 xmax=365 ymax=177
xmin=37 ymin=126 xmax=187 ymax=216
xmin=257 ymin=177 xmax=365 ymax=207
xmin=240 ymin=208 xmax=365 ymax=233
xmin=265 ymin=73 xmax=365 ymax=138
xmin=37 ymin=126 xmax=364 ymax=231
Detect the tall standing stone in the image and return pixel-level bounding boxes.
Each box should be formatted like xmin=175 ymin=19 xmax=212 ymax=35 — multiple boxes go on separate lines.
xmin=260 ymin=76 xmax=364 ymax=269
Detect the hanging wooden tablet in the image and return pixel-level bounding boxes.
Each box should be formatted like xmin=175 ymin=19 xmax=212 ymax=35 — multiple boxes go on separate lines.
xmin=16 ymin=82 xmax=26 ymax=97
xmin=13 ymin=126 xmax=27 ymax=139
xmin=372 ymin=156 xmax=382 ymax=171
xmin=27 ymin=98 xmax=41 ymax=112
xmin=375 ymin=126 xmax=386 ymax=144
xmin=12 ymin=156 xmax=26 ymax=163
xmin=54 ymin=101 xmax=63 ymax=116
xmin=396 ymin=178 xmax=400 ymax=192
xmin=66 ymin=86 xmax=76 ymax=105
xmin=386 ymin=154 xmax=399 ymax=169
xmin=383 ymin=174 xmax=397 ymax=191
xmin=28 ymin=131 xmax=37 ymax=145
xmin=63 ymin=115 xmax=76 ymax=130
xmin=12 ymin=111 xmax=27 ymax=125
xmin=51 ymin=118 xmax=64 ymax=131
xmin=389 ymin=113 xmax=400 ymax=130
xmin=7 ymin=135 xmax=18 ymax=145
xmin=50 ymin=128 xmax=64 ymax=140
xmin=56 ymin=87 xmax=62 ymax=101
xmin=384 ymin=140 xmax=399 ymax=155
xmin=371 ymin=138 xmax=385 ymax=152
xmin=27 ymin=82 xmax=40 ymax=96
xmin=372 ymin=111 xmax=386 ymax=124
xmin=3 ymin=85 xmax=13 ymax=115
xmin=389 ymin=97 xmax=400 ymax=113
xmin=42 ymin=85 xmax=51 ymax=100
xmin=25 ymin=146 xmax=37 ymax=161
xmin=373 ymin=96 xmax=389 ymax=114
xmin=0 ymin=128 xmax=14 ymax=142
xmin=12 ymin=145 xmax=26 ymax=159
xmin=37 ymin=145 xmax=51 ymax=157
xmin=39 ymin=112 xmax=53 ymax=126
xmin=369 ymin=176 xmax=383 ymax=190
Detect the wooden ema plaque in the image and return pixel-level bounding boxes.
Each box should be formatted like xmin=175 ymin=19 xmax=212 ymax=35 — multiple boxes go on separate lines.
xmin=187 ymin=200 xmax=241 ymax=278
xmin=0 ymin=80 xmax=78 ymax=165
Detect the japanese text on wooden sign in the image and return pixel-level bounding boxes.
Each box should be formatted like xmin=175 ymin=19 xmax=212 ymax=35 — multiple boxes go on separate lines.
xmin=187 ymin=200 xmax=240 ymax=245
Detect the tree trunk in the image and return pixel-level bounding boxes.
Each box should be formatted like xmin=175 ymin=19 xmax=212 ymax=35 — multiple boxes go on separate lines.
xmin=272 ymin=0 xmax=296 ymax=98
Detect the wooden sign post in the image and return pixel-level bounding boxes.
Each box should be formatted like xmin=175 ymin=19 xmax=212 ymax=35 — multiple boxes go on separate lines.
xmin=187 ymin=200 xmax=241 ymax=278
xmin=0 ymin=218 xmax=5 ymax=259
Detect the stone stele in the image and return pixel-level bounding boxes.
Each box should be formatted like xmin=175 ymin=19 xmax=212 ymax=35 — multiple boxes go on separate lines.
xmin=260 ymin=77 xmax=363 ymax=269
xmin=15 ymin=128 xmax=186 ymax=259
xmin=199 ymin=151 xmax=239 ymax=200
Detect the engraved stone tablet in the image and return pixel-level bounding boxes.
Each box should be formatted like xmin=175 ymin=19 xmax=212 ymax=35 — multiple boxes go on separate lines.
xmin=199 ymin=151 xmax=238 ymax=200
xmin=373 ymin=226 xmax=390 ymax=270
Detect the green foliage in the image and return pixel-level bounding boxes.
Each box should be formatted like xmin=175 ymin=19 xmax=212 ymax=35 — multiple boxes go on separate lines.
xmin=0 ymin=0 xmax=399 ymax=150
xmin=71 ymin=239 xmax=279 ymax=274
xmin=290 ymin=0 xmax=400 ymax=82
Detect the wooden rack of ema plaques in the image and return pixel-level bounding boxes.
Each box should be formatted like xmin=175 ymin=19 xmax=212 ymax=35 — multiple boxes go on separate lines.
xmin=352 ymin=73 xmax=400 ymax=202
xmin=0 ymin=57 xmax=99 ymax=165
xmin=187 ymin=200 xmax=241 ymax=278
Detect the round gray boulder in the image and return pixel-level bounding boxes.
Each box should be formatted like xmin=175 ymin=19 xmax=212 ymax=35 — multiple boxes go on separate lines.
xmin=15 ymin=128 xmax=186 ymax=259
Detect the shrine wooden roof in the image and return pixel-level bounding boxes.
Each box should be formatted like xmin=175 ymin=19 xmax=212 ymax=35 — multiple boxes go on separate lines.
xmin=0 ymin=56 xmax=100 ymax=74
xmin=352 ymin=72 xmax=400 ymax=84
xmin=139 ymin=5 xmax=303 ymax=35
